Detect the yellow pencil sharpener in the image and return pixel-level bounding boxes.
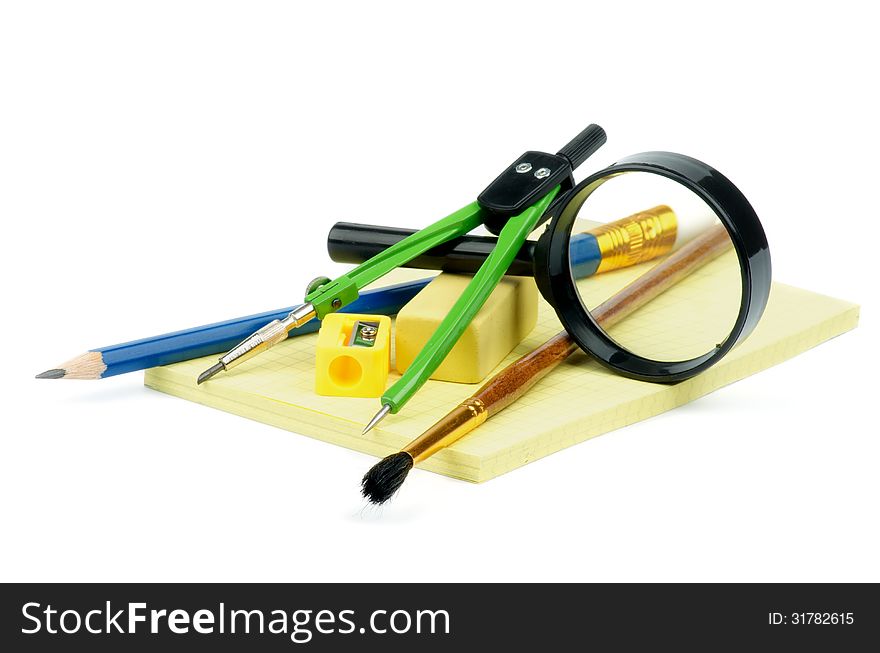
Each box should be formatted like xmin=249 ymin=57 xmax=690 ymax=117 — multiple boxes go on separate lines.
xmin=315 ymin=313 xmax=392 ymax=398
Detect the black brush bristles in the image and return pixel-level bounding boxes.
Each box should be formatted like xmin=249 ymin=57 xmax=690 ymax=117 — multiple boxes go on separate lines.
xmin=361 ymin=452 xmax=414 ymax=504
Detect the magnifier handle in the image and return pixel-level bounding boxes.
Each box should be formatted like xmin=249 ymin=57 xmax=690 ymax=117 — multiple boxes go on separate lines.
xmin=327 ymin=222 xmax=538 ymax=276
xmin=557 ymin=124 xmax=607 ymax=170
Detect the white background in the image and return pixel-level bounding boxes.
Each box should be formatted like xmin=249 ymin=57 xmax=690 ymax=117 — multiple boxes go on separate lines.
xmin=1 ymin=1 xmax=876 ymax=582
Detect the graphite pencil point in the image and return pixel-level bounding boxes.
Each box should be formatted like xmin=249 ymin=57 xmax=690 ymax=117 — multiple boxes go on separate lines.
xmin=34 ymin=351 xmax=107 ymax=380
xmin=35 ymin=368 xmax=66 ymax=380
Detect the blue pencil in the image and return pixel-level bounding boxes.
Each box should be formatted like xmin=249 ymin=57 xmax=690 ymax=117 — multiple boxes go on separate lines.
xmin=35 ymin=279 xmax=430 ymax=380
xmin=35 ymin=219 xmax=661 ymax=381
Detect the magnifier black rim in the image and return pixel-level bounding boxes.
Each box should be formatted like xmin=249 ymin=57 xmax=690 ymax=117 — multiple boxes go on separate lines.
xmin=534 ymin=151 xmax=771 ymax=383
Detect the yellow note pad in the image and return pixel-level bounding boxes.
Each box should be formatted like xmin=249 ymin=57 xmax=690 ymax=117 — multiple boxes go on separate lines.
xmin=144 ymin=266 xmax=858 ymax=483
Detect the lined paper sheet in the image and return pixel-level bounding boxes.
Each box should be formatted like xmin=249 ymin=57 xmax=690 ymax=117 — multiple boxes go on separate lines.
xmin=144 ymin=259 xmax=859 ymax=482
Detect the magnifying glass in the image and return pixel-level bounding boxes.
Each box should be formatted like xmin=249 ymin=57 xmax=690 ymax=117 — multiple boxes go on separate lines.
xmin=328 ymin=152 xmax=771 ymax=383
xmin=533 ymin=152 xmax=771 ymax=382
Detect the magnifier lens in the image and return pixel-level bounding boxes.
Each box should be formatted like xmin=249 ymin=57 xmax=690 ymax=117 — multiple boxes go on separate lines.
xmin=569 ymin=171 xmax=741 ymax=363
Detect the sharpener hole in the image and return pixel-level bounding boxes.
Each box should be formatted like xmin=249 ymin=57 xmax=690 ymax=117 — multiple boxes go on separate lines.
xmin=328 ymin=355 xmax=363 ymax=387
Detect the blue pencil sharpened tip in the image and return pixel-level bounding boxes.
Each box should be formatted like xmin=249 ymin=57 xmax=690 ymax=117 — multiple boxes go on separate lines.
xmin=35 ymin=368 xmax=66 ymax=379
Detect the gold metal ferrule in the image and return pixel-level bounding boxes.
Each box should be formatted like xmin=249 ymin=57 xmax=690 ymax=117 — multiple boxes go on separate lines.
xmin=593 ymin=205 xmax=677 ymax=274
xmin=403 ymin=398 xmax=488 ymax=463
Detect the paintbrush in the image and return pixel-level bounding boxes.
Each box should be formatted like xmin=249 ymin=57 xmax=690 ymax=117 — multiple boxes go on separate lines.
xmin=361 ymin=223 xmax=732 ymax=504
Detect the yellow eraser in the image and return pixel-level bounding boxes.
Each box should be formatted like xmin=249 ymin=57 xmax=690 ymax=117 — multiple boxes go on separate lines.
xmin=395 ymin=274 xmax=538 ymax=383
xmin=315 ymin=313 xmax=391 ymax=398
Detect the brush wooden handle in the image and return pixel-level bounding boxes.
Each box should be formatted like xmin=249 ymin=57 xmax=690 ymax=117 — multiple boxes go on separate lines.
xmin=478 ymin=223 xmax=731 ymax=417
xmin=593 ymin=223 xmax=731 ymax=330
xmin=477 ymin=331 xmax=578 ymax=415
